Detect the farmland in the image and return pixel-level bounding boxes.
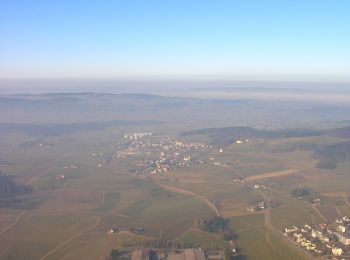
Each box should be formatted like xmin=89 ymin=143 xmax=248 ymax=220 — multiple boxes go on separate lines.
xmin=1 ymin=93 xmax=350 ymax=259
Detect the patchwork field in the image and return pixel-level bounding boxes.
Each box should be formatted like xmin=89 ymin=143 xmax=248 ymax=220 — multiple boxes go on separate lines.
xmin=1 ymin=125 xmax=350 ymax=260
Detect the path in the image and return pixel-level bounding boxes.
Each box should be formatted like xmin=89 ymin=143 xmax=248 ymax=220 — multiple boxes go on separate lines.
xmin=213 ymin=162 xmax=244 ymax=179
xmin=0 ymin=211 xmax=25 ymax=235
xmin=256 ymin=189 xmax=313 ymax=260
xmin=25 ymin=156 xmax=68 ymax=186
xmin=309 ymin=203 xmax=327 ymax=222
xmin=322 ymin=192 xmax=350 ymax=209
xmin=152 ymin=177 xmax=222 ymax=217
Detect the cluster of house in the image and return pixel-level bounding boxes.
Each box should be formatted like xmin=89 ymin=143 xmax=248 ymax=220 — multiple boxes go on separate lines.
xmin=245 ymin=198 xmax=280 ymax=213
xmin=284 ymin=216 xmax=350 ymax=257
xmin=118 ymin=248 xmax=225 ymax=260
xmin=117 ymin=135 xmax=208 ymax=175
xmin=107 ymin=227 xmax=145 ymax=235
xmin=91 ymin=152 xmax=107 ymax=167
xmin=235 ymin=139 xmax=249 ymax=144
xmin=63 ymin=164 xmax=79 ymax=169
xmin=124 ymin=133 xmax=153 ymax=141
xmin=253 ymin=184 xmax=266 ymax=189
xmin=245 ymin=200 xmax=267 ymax=212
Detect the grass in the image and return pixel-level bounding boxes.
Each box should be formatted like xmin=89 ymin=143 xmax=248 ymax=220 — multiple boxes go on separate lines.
xmin=229 ymin=214 xmax=309 ymax=260
xmin=0 ymin=214 xmax=96 ymax=260
xmin=177 ymin=229 xmax=226 ymax=249
xmin=270 ymin=197 xmax=323 ymax=230
xmin=230 ymin=214 xmax=304 ymax=260
xmin=1 ymin=129 xmax=349 ymax=259
xmin=42 ymin=233 xmax=139 ymax=260
xmin=128 ymin=193 xmax=215 ymax=239
xmin=94 ymin=192 xmax=120 ymax=213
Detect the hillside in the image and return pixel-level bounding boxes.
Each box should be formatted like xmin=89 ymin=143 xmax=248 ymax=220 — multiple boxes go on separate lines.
xmin=180 ymin=126 xmax=324 ymax=146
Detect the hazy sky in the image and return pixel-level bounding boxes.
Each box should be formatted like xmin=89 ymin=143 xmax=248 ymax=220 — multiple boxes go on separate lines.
xmin=0 ymin=0 xmax=349 ymax=81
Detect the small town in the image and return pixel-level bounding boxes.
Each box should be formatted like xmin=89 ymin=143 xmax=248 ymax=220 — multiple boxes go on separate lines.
xmin=284 ymin=216 xmax=350 ymax=258
xmin=117 ymin=133 xmax=210 ymax=175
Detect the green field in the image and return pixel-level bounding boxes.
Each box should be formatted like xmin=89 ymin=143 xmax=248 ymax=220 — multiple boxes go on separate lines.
xmin=1 ymin=118 xmax=350 ymax=260
xmin=229 ymin=214 xmax=309 ymax=260
xmin=95 ymin=192 xmax=120 ymax=213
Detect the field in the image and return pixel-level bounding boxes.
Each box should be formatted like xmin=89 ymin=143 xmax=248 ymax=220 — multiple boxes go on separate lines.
xmin=1 ymin=114 xmax=350 ymax=260
xmin=229 ymin=214 xmax=309 ymax=260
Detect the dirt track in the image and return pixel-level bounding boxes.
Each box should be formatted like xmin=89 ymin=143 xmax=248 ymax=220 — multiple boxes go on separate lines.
xmin=245 ymin=168 xmax=299 ymax=181
xmin=151 ymin=177 xmax=222 ymax=217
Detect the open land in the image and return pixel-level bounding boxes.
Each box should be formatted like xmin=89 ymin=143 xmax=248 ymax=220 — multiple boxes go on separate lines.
xmin=1 ymin=93 xmax=350 ymax=259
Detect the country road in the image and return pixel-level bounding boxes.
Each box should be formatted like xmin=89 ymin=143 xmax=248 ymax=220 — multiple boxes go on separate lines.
xmin=151 ymin=177 xmax=222 ymax=217
xmin=25 ymin=156 xmax=69 ymax=186
xmin=0 ymin=211 xmax=25 ymax=235
xmin=39 ymin=216 xmax=101 ymax=260
xmin=256 ymin=189 xmax=314 ymax=260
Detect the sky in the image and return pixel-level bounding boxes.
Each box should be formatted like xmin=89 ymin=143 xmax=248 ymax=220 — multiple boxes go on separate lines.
xmin=0 ymin=0 xmax=349 ymax=81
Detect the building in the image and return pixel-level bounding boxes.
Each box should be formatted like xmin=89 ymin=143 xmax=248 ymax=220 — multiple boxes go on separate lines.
xmin=337 ymin=225 xmax=346 ymax=233
xmin=205 ymin=250 xmax=225 ymax=260
xmin=168 ymin=249 xmax=206 ymax=260
xmin=131 ymin=249 xmax=150 ymax=260
xmin=334 ymin=232 xmax=350 ymax=246
xmin=331 ymin=247 xmax=343 ymax=256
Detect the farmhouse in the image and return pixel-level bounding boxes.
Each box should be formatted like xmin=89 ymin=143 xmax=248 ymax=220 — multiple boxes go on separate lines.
xmin=334 ymin=232 xmax=350 ymax=246
xmin=331 ymin=247 xmax=343 ymax=256
xmin=131 ymin=249 xmax=150 ymax=260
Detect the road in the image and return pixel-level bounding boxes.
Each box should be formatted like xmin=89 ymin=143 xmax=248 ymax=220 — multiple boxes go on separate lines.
xmin=0 ymin=211 xmax=25 ymax=235
xmin=25 ymin=156 xmax=68 ymax=186
xmin=256 ymin=189 xmax=314 ymax=260
xmin=151 ymin=176 xmax=222 ymax=217
xmin=39 ymin=216 xmax=101 ymax=260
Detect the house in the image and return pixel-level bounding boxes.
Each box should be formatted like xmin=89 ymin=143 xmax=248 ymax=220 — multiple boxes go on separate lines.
xmin=284 ymin=226 xmax=299 ymax=233
xmin=206 ymin=250 xmax=225 ymax=260
xmin=334 ymin=232 xmax=350 ymax=245
xmin=131 ymin=249 xmax=150 ymax=260
xmin=184 ymin=248 xmax=206 ymax=260
xmin=168 ymin=249 xmax=206 ymax=260
xmin=337 ymin=225 xmax=346 ymax=233
xmin=56 ymin=174 xmax=65 ymax=180
xmin=336 ymin=218 xmax=343 ymax=224
xmin=257 ymin=201 xmax=266 ymax=210
xmin=320 ymin=236 xmax=330 ymax=243
xmin=108 ymin=228 xmax=119 ymax=234
xmin=331 ymin=247 xmax=343 ymax=256
xmin=229 ymin=240 xmax=238 ymax=254
xmin=246 ymin=207 xmax=255 ymax=212
xmin=311 ymin=229 xmax=329 ymax=243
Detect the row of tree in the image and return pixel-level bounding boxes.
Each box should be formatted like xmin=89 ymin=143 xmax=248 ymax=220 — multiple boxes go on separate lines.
xmin=314 ymin=141 xmax=350 ymax=169
xmin=0 ymin=172 xmax=32 ymax=199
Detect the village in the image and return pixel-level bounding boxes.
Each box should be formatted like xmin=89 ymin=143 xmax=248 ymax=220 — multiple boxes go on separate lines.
xmin=116 ymin=133 xmax=210 ymax=175
xmin=284 ymin=216 xmax=350 ymax=258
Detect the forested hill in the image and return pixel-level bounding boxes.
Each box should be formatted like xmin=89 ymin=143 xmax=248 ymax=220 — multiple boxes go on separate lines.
xmin=314 ymin=141 xmax=350 ymax=169
xmin=180 ymin=126 xmax=324 ymax=146
xmin=327 ymin=126 xmax=350 ymax=138
xmin=0 ymin=120 xmax=161 ymax=137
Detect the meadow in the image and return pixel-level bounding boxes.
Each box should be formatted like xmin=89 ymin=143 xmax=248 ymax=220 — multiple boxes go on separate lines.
xmin=0 ymin=124 xmax=350 ymax=260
